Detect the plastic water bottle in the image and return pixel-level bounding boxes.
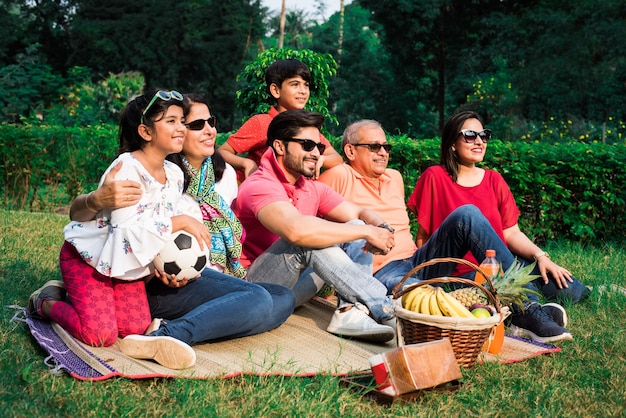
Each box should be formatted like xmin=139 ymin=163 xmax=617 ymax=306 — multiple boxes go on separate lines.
xmin=476 ymin=249 xmax=499 ymax=285
xmin=476 ymin=249 xmax=504 ymax=354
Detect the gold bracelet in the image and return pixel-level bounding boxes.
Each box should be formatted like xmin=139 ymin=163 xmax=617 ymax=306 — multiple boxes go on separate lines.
xmin=84 ymin=191 xmax=98 ymax=213
xmin=533 ymin=251 xmax=550 ymax=260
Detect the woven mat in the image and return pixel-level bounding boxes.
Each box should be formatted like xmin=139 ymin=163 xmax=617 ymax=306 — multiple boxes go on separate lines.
xmin=24 ymin=298 xmax=559 ymax=381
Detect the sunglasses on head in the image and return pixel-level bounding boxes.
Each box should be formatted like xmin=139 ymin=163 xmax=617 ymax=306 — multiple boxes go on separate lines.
xmin=281 ymin=138 xmax=326 ymax=154
xmin=185 ymin=116 xmax=216 ymax=131
xmin=458 ymin=129 xmax=492 ymax=143
xmin=352 ymin=143 xmax=392 ymax=153
xmin=141 ymin=90 xmax=183 ymax=124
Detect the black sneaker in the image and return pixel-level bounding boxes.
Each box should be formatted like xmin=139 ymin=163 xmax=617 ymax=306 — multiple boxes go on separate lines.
xmin=542 ymin=302 xmax=568 ymax=327
xmin=28 ymin=280 xmax=66 ymax=319
xmin=509 ymin=302 xmax=573 ymax=343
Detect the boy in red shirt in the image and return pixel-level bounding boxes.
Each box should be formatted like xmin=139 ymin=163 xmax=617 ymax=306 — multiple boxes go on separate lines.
xmin=218 ymin=59 xmax=342 ymax=182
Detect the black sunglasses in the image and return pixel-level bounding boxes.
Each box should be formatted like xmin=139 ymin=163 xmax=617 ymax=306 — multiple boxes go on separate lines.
xmin=185 ymin=116 xmax=216 ymax=131
xmin=458 ymin=129 xmax=492 ymax=143
xmin=352 ymin=143 xmax=392 ymax=153
xmin=281 ymin=138 xmax=326 ymax=154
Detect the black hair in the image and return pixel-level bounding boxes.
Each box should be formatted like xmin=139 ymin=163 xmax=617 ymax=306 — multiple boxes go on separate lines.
xmin=440 ymin=110 xmax=484 ymax=182
xmin=118 ymin=89 xmax=183 ymax=154
xmin=266 ymin=110 xmax=324 ymax=150
xmin=265 ymin=59 xmax=312 ymax=97
xmin=167 ymin=93 xmax=226 ymax=190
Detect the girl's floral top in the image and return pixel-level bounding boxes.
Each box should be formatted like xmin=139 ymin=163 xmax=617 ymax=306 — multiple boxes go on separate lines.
xmin=63 ymin=152 xmax=202 ymax=280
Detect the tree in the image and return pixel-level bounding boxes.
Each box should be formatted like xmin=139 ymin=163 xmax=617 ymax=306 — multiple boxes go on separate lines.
xmin=307 ymin=4 xmax=409 ymax=135
xmin=66 ymin=0 xmax=267 ymax=130
xmin=481 ymin=0 xmax=626 ymax=123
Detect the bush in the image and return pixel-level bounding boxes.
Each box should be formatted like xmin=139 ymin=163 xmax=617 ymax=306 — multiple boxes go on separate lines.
xmin=383 ymin=137 xmax=626 ymax=244
xmin=1 ymin=124 xmax=624 ymax=243
xmin=0 ymin=124 xmax=117 ymax=211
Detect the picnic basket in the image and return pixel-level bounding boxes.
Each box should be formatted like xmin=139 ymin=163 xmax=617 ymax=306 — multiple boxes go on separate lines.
xmin=391 ymin=257 xmax=508 ymax=368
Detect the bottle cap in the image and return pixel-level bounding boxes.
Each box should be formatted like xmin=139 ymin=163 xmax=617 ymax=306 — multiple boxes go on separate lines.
xmin=486 ymin=249 xmax=496 ymax=257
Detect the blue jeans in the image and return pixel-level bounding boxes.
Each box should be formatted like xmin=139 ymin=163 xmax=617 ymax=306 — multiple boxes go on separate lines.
xmin=375 ymin=204 xmax=588 ymax=304
xmin=245 ymin=228 xmax=393 ymax=322
xmin=146 ymin=268 xmax=295 ymax=346
xmin=291 ymin=231 xmax=374 ymax=308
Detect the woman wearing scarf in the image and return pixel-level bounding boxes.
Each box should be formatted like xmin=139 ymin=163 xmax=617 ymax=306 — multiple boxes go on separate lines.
xmin=168 ymin=94 xmax=246 ymax=278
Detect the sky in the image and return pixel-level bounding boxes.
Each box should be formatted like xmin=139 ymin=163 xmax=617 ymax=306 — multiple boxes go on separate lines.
xmin=262 ymin=0 xmax=352 ymax=20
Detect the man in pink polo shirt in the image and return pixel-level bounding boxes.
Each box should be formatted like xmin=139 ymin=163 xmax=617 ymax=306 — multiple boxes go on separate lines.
xmin=232 ymin=110 xmax=396 ymax=343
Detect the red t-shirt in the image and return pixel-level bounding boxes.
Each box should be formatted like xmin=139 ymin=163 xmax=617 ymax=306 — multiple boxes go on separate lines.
xmin=407 ymin=165 xmax=519 ymax=273
xmin=226 ymin=106 xmax=333 ymax=183
xmin=232 ymin=148 xmax=345 ymax=267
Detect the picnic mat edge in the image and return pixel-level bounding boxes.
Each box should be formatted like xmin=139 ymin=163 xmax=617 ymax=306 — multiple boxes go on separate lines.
xmin=21 ymin=298 xmax=561 ymax=381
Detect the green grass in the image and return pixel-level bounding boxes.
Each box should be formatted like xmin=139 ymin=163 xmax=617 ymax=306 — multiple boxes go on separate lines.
xmin=1 ymin=209 xmax=625 ymax=417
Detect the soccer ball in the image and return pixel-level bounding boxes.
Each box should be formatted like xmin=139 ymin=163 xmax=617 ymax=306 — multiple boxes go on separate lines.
xmin=153 ymin=231 xmax=209 ymax=281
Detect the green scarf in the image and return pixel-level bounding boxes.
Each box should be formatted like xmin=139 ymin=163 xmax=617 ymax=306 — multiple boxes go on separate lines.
xmin=182 ymin=156 xmax=246 ymax=278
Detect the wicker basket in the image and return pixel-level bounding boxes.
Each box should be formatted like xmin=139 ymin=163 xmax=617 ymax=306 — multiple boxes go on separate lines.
xmin=391 ymin=257 xmax=506 ymax=368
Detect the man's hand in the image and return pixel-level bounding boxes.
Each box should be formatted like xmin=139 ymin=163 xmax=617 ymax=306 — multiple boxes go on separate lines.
xmin=363 ymin=224 xmax=395 ymax=255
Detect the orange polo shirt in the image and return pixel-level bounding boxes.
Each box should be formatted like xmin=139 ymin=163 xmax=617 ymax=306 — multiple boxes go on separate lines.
xmin=318 ymin=163 xmax=417 ymax=273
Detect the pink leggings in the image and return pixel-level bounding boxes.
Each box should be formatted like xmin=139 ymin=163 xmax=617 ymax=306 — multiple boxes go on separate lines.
xmin=51 ymin=241 xmax=152 ymax=347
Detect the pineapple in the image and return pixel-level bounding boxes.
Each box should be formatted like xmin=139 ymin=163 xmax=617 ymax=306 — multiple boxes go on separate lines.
xmin=485 ymin=258 xmax=541 ymax=308
xmin=450 ymin=258 xmax=540 ymax=309
xmin=449 ymin=287 xmax=487 ymax=309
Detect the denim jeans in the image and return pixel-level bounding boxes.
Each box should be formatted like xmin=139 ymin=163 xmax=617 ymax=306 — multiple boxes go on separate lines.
xmin=291 ymin=232 xmax=374 ymax=308
xmin=146 ymin=268 xmax=295 ymax=346
xmin=245 ymin=227 xmax=393 ymax=322
xmin=375 ymin=204 xmax=588 ymax=304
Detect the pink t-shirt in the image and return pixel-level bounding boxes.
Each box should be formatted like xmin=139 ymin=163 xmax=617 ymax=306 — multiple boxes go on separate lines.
xmin=319 ymin=163 xmax=417 ymax=273
xmin=232 ymin=148 xmax=345 ymax=267
xmin=227 ymin=106 xmax=333 ymax=182
xmin=407 ymin=165 xmax=519 ymax=272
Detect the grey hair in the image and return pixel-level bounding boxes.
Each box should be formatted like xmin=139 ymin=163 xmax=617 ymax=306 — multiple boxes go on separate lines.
xmin=341 ymin=119 xmax=383 ymax=149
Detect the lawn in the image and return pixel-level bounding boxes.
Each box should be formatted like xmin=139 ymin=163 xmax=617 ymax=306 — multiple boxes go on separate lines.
xmin=1 ymin=209 xmax=625 ymax=417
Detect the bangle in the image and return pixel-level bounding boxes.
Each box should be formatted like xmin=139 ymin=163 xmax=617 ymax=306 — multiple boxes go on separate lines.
xmin=533 ymin=251 xmax=550 ymax=260
xmin=84 ymin=192 xmax=98 ymax=213
xmin=378 ymin=222 xmax=395 ymax=233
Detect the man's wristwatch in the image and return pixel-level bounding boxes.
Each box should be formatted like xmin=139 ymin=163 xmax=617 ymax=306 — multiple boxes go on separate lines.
xmin=533 ymin=251 xmax=550 ymax=260
xmin=378 ymin=222 xmax=395 ymax=233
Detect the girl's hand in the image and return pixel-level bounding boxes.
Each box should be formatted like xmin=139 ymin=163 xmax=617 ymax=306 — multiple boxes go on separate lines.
xmin=171 ymin=215 xmax=211 ymax=251
xmin=154 ymin=268 xmax=198 ymax=288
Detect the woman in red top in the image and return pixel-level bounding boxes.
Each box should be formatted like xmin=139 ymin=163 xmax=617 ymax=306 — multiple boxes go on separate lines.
xmin=407 ymin=111 xmax=589 ymax=342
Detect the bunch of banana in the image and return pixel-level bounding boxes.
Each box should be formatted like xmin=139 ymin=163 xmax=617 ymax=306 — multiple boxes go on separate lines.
xmin=401 ymin=285 xmax=475 ymax=318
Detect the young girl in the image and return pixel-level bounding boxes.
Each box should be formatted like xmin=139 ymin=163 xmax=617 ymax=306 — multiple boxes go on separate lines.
xmin=28 ymin=90 xmax=207 ymax=369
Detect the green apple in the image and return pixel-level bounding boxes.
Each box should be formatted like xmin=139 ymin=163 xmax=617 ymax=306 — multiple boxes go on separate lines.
xmin=471 ymin=307 xmax=492 ymax=318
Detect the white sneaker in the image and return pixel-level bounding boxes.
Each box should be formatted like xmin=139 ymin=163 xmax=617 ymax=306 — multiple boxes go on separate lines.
xmin=119 ymin=334 xmax=196 ymax=369
xmin=326 ymin=303 xmax=395 ymax=343
xmin=144 ymin=318 xmax=162 ymax=335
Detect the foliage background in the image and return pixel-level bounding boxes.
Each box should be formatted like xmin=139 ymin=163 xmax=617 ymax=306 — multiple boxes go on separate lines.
xmin=1 ymin=124 xmax=623 ymax=244
xmin=1 ymin=0 xmax=625 ymax=138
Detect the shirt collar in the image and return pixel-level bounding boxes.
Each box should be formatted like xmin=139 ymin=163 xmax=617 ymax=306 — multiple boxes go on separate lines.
xmin=345 ymin=162 xmax=391 ymax=183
